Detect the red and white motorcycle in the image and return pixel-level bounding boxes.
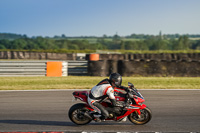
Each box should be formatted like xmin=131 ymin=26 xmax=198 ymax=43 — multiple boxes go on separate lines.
xmin=68 ymin=82 xmax=152 ymax=125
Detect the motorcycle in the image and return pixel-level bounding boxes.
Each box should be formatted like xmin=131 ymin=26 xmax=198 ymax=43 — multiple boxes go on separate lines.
xmin=68 ymin=82 xmax=152 ymax=125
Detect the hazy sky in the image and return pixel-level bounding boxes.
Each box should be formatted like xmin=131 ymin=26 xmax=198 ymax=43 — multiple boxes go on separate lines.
xmin=0 ymin=0 xmax=200 ymax=37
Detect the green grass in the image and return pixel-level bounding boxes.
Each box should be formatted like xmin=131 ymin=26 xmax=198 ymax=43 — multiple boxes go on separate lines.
xmin=1 ymin=49 xmax=200 ymax=54
xmin=0 ymin=76 xmax=199 ymax=90
xmin=112 ymin=50 xmax=200 ymax=54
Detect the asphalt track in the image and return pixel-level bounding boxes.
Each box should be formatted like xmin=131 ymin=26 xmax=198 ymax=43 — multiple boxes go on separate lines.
xmin=0 ymin=89 xmax=200 ymax=132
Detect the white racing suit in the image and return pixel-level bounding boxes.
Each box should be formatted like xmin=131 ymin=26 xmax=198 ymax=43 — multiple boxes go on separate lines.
xmin=87 ymin=79 xmax=115 ymax=119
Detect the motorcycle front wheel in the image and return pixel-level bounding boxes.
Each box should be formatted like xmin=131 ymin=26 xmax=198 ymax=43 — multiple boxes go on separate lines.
xmin=128 ymin=107 xmax=152 ymax=125
xmin=68 ymin=103 xmax=92 ymax=125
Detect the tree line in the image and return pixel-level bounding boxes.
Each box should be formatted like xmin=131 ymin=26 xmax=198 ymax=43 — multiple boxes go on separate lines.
xmin=0 ymin=33 xmax=200 ymax=51
xmin=1 ymin=32 xmax=200 ymax=40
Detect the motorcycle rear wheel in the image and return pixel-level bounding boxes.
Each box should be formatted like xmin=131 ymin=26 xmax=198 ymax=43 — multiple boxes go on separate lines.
xmin=128 ymin=107 xmax=152 ymax=125
xmin=68 ymin=103 xmax=92 ymax=125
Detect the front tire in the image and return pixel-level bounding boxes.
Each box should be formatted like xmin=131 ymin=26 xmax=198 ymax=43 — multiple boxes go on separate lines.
xmin=128 ymin=107 xmax=152 ymax=125
xmin=68 ymin=103 xmax=92 ymax=125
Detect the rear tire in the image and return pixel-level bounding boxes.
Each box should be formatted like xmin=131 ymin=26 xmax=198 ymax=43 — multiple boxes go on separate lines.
xmin=128 ymin=107 xmax=152 ymax=125
xmin=68 ymin=103 xmax=92 ymax=125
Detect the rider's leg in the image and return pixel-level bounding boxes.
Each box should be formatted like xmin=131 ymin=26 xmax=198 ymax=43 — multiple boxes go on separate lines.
xmin=93 ymin=102 xmax=109 ymax=120
xmin=88 ymin=99 xmax=101 ymax=114
xmin=88 ymin=98 xmax=109 ymax=120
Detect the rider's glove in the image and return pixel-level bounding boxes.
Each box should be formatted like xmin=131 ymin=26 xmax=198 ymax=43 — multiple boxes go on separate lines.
xmin=115 ymin=102 xmax=124 ymax=107
xmin=119 ymin=86 xmax=129 ymax=92
xmin=110 ymin=99 xmax=124 ymax=107
xmin=110 ymin=99 xmax=117 ymax=107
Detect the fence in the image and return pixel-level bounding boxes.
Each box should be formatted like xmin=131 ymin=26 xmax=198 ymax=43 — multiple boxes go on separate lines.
xmin=0 ymin=61 xmax=88 ymax=76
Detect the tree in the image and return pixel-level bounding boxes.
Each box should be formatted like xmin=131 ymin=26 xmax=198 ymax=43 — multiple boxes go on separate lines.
xmin=113 ymin=33 xmax=121 ymax=42
xmin=173 ymin=36 xmax=190 ymax=50
xmin=0 ymin=44 xmax=6 ymax=49
xmin=56 ymin=40 xmax=68 ymax=49
xmin=191 ymin=40 xmax=200 ymax=50
xmin=120 ymin=41 xmax=125 ymax=50
xmin=61 ymin=34 xmax=66 ymax=38
xmin=68 ymin=44 xmax=79 ymax=50
xmin=182 ymin=35 xmax=190 ymax=50
xmin=35 ymin=37 xmax=48 ymax=49
xmin=102 ymin=34 xmax=107 ymax=38
xmin=0 ymin=39 xmax=10 ymax=49
xmin=139 ymin=41 xmax=149 ymax=50
xmin=11 ymin=39 xmax=27 ymax=49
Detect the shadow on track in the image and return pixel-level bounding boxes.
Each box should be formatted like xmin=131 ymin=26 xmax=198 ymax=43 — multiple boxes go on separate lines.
xmin=0 ymin=120 xmax=73 ymax=126
xmin=0 ymin=119 xmax=133 ymax=126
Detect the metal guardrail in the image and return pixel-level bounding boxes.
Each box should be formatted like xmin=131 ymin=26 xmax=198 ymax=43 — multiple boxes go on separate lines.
xmin=0 ymin=61 xmax=46 ymax=76
xmin=68 ymin=61 xmax=88 ymax=76
xmin=0 ymin=61 xmax=88 ymax=76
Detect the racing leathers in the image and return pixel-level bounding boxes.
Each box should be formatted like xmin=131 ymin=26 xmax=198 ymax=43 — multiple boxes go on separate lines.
xmin=87 ymin=79 xmax=116 ymax=119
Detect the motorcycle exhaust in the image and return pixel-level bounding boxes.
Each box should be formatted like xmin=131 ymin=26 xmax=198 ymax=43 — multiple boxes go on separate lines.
xmin=81 ymin=112 xmax=93 ymax=120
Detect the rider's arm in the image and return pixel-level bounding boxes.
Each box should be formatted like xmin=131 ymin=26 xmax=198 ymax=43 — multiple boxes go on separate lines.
xmin=106 ymin=87 xmax=123 ymax=107
xmin=115 ymin=86 xmax=129 ymax=92
xmin=110 ymin=99 xmax=117 ymax=107
xmin=106 ymin=87 xmax=115 ymax=99
xmin=106 ymin=87 xmax=117 ymax=107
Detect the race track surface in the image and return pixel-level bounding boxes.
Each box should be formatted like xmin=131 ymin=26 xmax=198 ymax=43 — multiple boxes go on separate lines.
xmin=0 ymin=89 xmax=200 ymax=132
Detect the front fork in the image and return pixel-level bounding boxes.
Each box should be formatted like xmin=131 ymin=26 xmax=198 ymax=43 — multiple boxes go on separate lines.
xmin=135 ymin=110 xmax=141 ymax=115
xmin=129 ymin=104 xmax=146 ymax=118
xmin=134 ymin=110 xmax=142 ymax=119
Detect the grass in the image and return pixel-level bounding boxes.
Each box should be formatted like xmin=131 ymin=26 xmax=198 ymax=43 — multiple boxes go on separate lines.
xmin=0 ymin=76 xmax=200 ymax=90
xmin=1 ymin=49 xmax=200 ymax=54
xmin=112 ymin=50 xmax=200 ymax=54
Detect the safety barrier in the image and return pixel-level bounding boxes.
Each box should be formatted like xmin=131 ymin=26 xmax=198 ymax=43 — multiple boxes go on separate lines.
xmin=0 ymin=61 xmax=87 ymax=77
xmin=0 ymin=61 xmax=47 ymax=76
xmin=68 ymin=61 xmax=88 ymax=75
xmin=46 ymin=61 xmax=68 ymax=77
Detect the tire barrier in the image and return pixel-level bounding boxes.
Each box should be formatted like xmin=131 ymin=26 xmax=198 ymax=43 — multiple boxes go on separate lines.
xmin=1 ymin=51 xmax=200 ymax=76
xmin=88 ymin=60 xmax=108 ymax=76
xmin=1 ymin=51 xmax=199 ymax=62
xmin=89 ymin=60 xmax=200 ymax=77
xmin=0 ymin=51 xmax=78 ymax=60
xmin=88 ymin=59 xmax=120 ymax=76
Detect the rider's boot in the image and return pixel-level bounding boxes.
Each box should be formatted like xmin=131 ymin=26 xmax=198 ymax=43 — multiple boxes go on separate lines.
xmin=92 ymin=112 xmax=103 ymax=122
xmin=99 ymin=115 xmax=106 ymax=122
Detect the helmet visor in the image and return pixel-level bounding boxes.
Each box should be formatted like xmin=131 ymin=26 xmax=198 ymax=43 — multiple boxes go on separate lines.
xmin=114 ymin=77 xmax=122 ymax=87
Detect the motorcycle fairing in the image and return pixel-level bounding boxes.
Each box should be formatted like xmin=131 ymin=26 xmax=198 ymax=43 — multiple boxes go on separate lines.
xmin=73 ymin=91 xmax=88 ymax=103
xmin=115 ymin=104 xmax=146 ymax=120
xmin=84 ymin=101 xmax=147 ymax=121
xmin=84 ymin=103 xmax=94 ymax=111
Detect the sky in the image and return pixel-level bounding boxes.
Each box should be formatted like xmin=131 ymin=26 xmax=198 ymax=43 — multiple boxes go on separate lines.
xmin=0 ymin=0 xmax=200 ymax=37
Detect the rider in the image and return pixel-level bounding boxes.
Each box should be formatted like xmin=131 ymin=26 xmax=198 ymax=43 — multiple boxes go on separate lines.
xmin=87 ymin=73 xmax=128 ymax=121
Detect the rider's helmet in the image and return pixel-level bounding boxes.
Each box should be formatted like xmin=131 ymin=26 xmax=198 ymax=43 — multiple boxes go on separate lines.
xmin=109 ymin=73 xmax=122 ymax=87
